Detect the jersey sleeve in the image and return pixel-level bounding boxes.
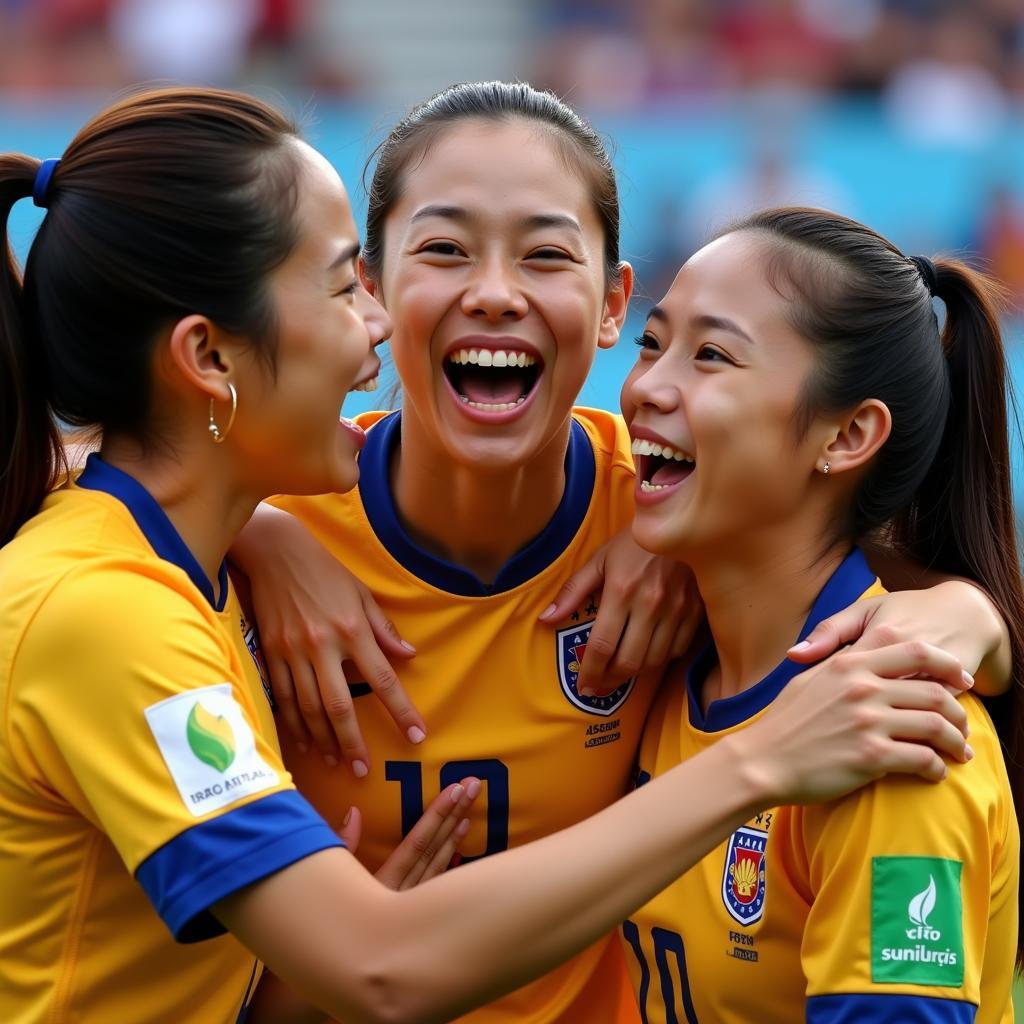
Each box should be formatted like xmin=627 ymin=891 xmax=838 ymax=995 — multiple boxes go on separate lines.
xmin=8 ymin=563 xmax=342 ymax=941
xmin=797 ymin=697 xmax=1016 ymax=1023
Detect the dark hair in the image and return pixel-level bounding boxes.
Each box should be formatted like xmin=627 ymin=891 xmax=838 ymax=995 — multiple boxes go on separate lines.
xmin=363 ymin=81 xmax=621 ymax=285
xmin=732 ymin=207 xmax=1024 ymax=962
xmin=0 ymin=87 xmax=303 ymax=545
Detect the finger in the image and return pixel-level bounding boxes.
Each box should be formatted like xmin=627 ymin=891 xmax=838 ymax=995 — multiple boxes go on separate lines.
xmin=362 ymin=592 xmax=417 ymax=659
xmin=265 ymin=653 xmax=311 ymax=754
xmin=600 ymin=607 xmax=656 ymax=693
xmin=668 ymin=609 xmax=703 ymax=661
xmin=343 ymin=627 xmax=427 ymax=746
xmin=873 ymin=677 xmax=970 ymax=738
xmin=335 ymin=805 xmax=362 ymax=851
xmin=410 ymin=818 xmax=472 ymax=888
xmin=305 ymin=649 xmax=371 ymax=776
xmin=853 ymin=641 xmax=966 ymax=691
xmin=576 ymin=601 xmax=629 ymax=696
xmin=872 ymin=739 xmax=949 ymax=783
xmin=787 ymin=601 xmax=877 ymax=662
xmin=398 ymin=784 xmax=478 ymax=889
xmin=289 ymin=655 xmax=344 ymax=765
xmin=539 ymin=558 xmax=605 ymax=623
xmin=884 ymin=707 xmax=972 ymax=764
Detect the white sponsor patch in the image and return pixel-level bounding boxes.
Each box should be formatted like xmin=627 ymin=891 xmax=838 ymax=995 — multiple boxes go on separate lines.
xmin=144 ymin=684 xmax=278 ymax=817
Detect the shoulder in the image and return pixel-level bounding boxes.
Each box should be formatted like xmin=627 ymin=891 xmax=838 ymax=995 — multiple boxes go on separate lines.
xmin=572 ymin=407 xmax=634 ymax=471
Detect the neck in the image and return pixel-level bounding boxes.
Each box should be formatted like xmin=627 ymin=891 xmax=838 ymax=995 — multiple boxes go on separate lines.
xmin=100 ymin=435 xmax=259 ymax=604
xmin=391 ymin=409 xmax=572 ymax=584
xmin=689 ymin=519 xmax=850 ymax=705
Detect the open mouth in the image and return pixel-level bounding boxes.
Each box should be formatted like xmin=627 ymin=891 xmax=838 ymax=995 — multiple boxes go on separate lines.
xmin=631 ymin=438 xmax=695 ymax=493
xmin=443 ymin=347 xmax=543 ymax=413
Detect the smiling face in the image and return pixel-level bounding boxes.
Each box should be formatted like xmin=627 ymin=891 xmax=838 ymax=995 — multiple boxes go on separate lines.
xmin=234 ymin=141 xmax=390 ymax=496
xmin=369 ymin=118 xmax=628 ymax=471
xmin=624 ymin=231 xmax=832 ymax=562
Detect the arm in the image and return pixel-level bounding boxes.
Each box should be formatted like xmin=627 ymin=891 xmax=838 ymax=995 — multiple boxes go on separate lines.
xmin=229 ymin=502 xmax=426 ymax=770
xmin=217 ymin=642 xmax=972 ymax=1024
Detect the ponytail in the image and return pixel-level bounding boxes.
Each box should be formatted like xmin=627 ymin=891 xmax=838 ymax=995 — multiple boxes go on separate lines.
xmin=0 ymin=156 xmax=66 ymax=545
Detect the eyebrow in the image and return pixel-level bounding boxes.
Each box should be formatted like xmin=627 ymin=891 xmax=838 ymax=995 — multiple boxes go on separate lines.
xmin=328 ymin=241 xmax=361 ymax=272
xmin=410 ymin=204 xmax=582 ymax=234
xmin=692 ymin=314 xmax=754 ymax=345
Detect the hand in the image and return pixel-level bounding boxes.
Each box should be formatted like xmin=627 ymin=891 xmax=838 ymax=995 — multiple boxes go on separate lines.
xmin=787 ymin=581 xmax=1006 ymax=694
xmin=338 ymin=777 xmax=481 ymax=891
xmin=230 ymin=504 xmax=426 ymax=773
xmin=740 ymin=641 xmax=973 ymax=807
xmin=539 ymin=529 xmax=703 ymax=695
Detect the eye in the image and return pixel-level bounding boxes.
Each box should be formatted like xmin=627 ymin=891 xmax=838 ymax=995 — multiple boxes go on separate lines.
xmin=419 ymin=241 xmax=466 ymax=257
xmin=527 ymin=247 xmax=572 ymax=261
xmin=333 ymin=280 xmax=359 ymax=299
xmin=633 ymin=332 xmax=661 ymax=352
xmin=695 ymin=344 xmax=732 ymax=364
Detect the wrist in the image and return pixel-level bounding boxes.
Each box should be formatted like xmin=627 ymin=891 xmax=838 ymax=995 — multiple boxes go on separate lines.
xmin=710 ymin=732 xmax=776 ymax=820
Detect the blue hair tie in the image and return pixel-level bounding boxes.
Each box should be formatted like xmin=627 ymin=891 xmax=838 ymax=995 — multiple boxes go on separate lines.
xmin=32 ymin=158 xmax=61 ymax=209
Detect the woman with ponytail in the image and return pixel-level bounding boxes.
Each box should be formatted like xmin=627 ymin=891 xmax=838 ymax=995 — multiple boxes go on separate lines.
xmin=0 ymin=92 xmax=981 ymax=1024
xmin=621 ymin=207 xmax=1022 ymax=1023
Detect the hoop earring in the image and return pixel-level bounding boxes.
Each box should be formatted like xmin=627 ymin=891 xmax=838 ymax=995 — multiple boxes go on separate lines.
xmin=822 ymin=460 xmax=830 ymax=476
xmin=208 ymin=383 xmax=237 ymax=444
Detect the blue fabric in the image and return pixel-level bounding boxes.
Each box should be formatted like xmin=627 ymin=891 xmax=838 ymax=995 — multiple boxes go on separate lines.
xmin=358 ymin=411 xmax=597 ymax=596
xmin=806 ymin=993 xmax=975 ymax=1022
xmin=687 ymin=548 xmax=876 ymax=731
xmin=78 ymin=453 xmax=229 ymax=610
xmin=136 ymin=790 xmax=343 ymax=942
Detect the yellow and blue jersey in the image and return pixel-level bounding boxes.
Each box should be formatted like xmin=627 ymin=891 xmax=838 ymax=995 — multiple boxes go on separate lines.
xmin=621 ymin=549 xmax=1018 ymax=1024
xmin=271 ymin=408 xmax=657 ymax=1024
xmin=0 ymin=455 xmax=342 ymax=1024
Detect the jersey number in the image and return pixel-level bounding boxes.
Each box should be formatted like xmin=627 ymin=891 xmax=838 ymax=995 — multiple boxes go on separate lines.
xmin=622 ymin=920 xmax=699 ymax=1024
xmin=385 ymin=759 xmax=509 ymax=863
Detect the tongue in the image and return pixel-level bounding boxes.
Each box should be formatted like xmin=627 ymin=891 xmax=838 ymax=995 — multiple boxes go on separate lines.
xmin=651 ymin=460 xmax=693 ymax=487
xmin=459 ymin=366 xmax=527 ymax=405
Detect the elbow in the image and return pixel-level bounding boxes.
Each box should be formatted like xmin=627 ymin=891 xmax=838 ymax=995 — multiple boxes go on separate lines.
xmin=340 ymin=974 xmax=444 ymax=1024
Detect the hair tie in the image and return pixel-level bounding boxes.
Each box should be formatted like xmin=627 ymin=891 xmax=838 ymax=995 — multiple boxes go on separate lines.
xmin=32 ymin=158 xmax=61 ymax=209
xmin=909 ymin=255 xmax=937 ymax=297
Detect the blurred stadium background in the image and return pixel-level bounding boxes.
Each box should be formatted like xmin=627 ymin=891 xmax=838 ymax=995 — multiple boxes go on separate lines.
xmin=2 ymin=0 xmax=1022 ymax=1011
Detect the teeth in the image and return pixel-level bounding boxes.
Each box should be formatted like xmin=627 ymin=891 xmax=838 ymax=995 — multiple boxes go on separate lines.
xmin=640 ymin=480 xmax=677 ymax=493
xmin=448 ymin=348 xmax=537 ymax=368
xmin=630 ymin=438 xmax=694 ymax=463
xmin=458 ymin=395 xmax=527 ymax=412
xmin=351 ymin=376 xmax=379 ymax=393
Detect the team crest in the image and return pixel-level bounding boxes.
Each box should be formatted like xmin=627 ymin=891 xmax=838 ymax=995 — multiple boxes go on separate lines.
xmin=556 ymin=620 xmax=635 ymax=717
xmin=722 ymin=825 xmax=767 ymax=926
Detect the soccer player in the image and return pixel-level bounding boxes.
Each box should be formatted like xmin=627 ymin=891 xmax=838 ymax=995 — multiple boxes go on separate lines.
xmin=0 ymin=89 xmax=977 ymax=1024
xmin=620 ymin=208 xmax=1022 ymax=1022
xmin=229 ymin=83 xmax=1013 ymax=1023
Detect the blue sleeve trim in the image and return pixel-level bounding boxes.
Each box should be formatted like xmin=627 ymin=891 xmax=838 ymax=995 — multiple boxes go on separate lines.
xmin=136 ymin=790 xmax=343 ymax=943
xmin=807 ymin=993 xmax=975 ymax=1023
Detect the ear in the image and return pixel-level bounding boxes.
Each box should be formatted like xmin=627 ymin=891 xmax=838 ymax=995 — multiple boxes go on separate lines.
xmin=359 ymin=255 xmax=380 ymax=300
xmin=818 ymin=399 xmax=892 ymax=476
xmin=165 ymin=314 xmax=237 ymax=403
xmin=598 ymin=261 xmax=634 ymax=350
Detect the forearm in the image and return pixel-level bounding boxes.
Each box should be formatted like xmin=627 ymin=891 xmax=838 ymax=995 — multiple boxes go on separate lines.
xmin=220 ymin=735 xmax=766 ymax=1024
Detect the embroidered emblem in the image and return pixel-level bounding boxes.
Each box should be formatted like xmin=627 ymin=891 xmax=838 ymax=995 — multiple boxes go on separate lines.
xmin=722 ymin=825 xmax=767 ymax=926
xmin=556 ymin=619 xmax=635 ymax=717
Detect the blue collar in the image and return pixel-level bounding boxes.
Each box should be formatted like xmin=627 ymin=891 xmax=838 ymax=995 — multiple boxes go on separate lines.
xmin=78 ymin=453 xmax=229 ymax=611
xmin=358 ymin=412 xmax=597 ymax=597
xmin=687 ymin=547 xmax=877 ymax=732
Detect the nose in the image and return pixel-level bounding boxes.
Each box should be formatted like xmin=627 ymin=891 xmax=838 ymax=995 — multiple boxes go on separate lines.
xmin=627 ymin=356 xmax=679 ymax=414
xmin=460 ymin=254 xmax=528 ymax=320
xmin=359 ymin=287 xmax=393 ymax=348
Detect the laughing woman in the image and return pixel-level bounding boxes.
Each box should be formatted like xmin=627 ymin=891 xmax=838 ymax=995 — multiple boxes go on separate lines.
xmin=620 ymin=209 xmax=1023 ymax=1023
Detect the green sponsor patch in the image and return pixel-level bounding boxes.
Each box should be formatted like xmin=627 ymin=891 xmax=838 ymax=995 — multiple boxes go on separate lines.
xmin=871 ymin=856 xmax=963 ymax=986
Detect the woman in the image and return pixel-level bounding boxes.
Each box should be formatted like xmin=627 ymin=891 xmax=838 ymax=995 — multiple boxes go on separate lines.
xmin=231 ymin=83 xmax=1011 ymax=1023
xmin=620 ymin=209 xmax=1023 ymax=1022
xmin=0 ymin=88 xmax=974 ymax=1024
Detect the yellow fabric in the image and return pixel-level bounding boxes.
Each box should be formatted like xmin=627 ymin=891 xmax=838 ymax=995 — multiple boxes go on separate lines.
xmin=272 ymin=408 xmax=652 ymax=1024
xmin=0 ymin=480 xmax=295 ymax=1023
xmin=622 ymin=580 xmax=1018 ymax=1023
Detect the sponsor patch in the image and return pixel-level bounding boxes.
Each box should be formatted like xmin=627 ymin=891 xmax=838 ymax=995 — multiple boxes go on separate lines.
xmin=144 ymin=684 xmax=278 ymax=817
xmin=556 ymin=619 xmax=635 ymax=717
xmin=871 ymin=856 xmax=964 ymax=986
xmin=722 ymin=825 xmax=767 ymax=926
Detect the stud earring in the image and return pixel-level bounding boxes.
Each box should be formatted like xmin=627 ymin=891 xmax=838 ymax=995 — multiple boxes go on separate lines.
xmin=208 ymin=383 xmax=238 ymax=444
xmin=822 ymin=460 xmax=830 ymax=475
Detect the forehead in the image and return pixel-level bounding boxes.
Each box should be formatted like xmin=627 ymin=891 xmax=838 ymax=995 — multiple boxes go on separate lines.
xmin=291 ymin=140 xmax=357 ymax=244
xmin=392 ymin=119 xmax=599 ymax=229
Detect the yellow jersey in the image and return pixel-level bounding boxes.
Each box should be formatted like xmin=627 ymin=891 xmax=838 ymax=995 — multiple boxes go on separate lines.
xmin=272 ymin=408 xmax=656 ymax=1024
xmin=0 ymin=455 xmax=342 ymax=1024
xmin=622 ymin=549 xmax=1018 ymax=1024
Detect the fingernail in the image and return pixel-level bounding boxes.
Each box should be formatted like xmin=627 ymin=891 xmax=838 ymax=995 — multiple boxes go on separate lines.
xmin=324 ymin=754 xmax=338 ymax=768
xmin=965 ymin=744 xmax=975 ymax=761
xmin=580 ymin=687 xmax=595 ymax=698
xmin=539 ymin=603 xmax=556 ymax=621
xmin=455 ymin=818 xmax=470 ymax=837
xmin=352 ymin=759 xmax=368 ymax=778
xmin=296 ymin=742 xmax=308 ymax=755
xmin=400 ymin=640 xmax=417 ymax=654
xmin=343 ymin=807 xmax=353 ymax=827
xmin=961 ymin=670 xmax=975 ymax=689
xmin=449 ymin=784 xmax=465 ymax=804
xmin=407 ymin=725 xmax=426 ymax=744
xmin=466 ymin=778 xmax=481 ymax=799
xmin=789 ymin=640 xmax=811 ymax=654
